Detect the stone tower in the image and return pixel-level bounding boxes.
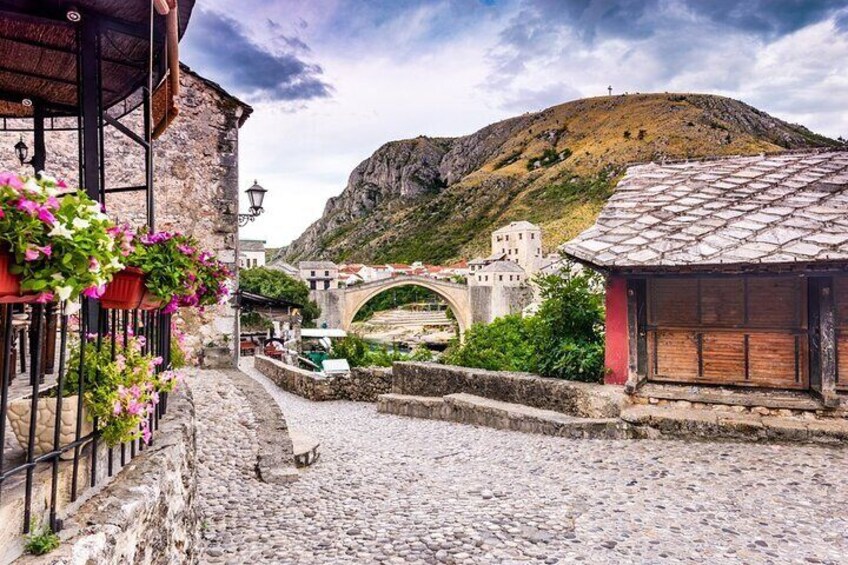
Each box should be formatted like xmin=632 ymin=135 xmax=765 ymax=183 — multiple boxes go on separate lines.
xmin=490 ymin=221 xmax=542 ymax=275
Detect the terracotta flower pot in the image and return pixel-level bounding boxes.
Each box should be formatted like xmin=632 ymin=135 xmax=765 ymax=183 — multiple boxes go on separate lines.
xmin=6 ymin=394 xmax=93 ymax=460
xmin=138 ymin=291 xmax=164 ymax=311
xmin=0 ymin=250 xmax=38 ymax=304
xmin=101 ymin=267 xmax=146 ymax=310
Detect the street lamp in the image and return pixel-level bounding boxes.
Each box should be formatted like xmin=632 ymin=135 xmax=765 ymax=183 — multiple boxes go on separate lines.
xmin=239 ymin=180 xmax=267 ymax=226
xmin=14 ymin=136 xmax=29 ymax=165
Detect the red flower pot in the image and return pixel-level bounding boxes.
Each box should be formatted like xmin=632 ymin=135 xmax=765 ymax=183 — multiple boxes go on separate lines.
xmin=0 ymin=250 xmax=38 ymax=304
xmin=101 ymin=267 xmax=146 ymax=310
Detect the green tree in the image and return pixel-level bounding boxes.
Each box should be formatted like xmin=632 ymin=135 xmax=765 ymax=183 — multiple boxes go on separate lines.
xmin=532 ymin=271 xmax=605 ymax=382
xmin=442 ymin=265 xmax=606 ymax=382
xmin=239 ymin=267 xmax=321 ymax=326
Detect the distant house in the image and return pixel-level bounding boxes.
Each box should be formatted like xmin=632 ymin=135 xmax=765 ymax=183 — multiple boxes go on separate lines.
xmin=475 ymin=260 xmax=526 ymax=286
xmin=266 ymin=259 xmax=300 ymax=278
xmin=562 ymin=150 xmax=848 ymax=406
xmin=239 ymin=239 xmax=266 ymax=269
xmin=298 ymin=261 xmax=339 ymax=291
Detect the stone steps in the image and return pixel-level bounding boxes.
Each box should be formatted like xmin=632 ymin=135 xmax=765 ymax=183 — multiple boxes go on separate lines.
xmin=377 ymin=393 xmax=632 ymax=439
xmin=290 ymin=431 xmax=321 ymax=467
xmin=621 ymin=405 xmax=848 ymax=444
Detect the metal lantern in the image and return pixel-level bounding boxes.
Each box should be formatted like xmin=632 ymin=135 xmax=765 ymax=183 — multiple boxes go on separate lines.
xmin=14 ymin=136 xmax=28 ymax=165
xmin=239 ymin=180 xmax=268 ymax=226
xmin=246 ymin=180 xmax=267 ymax=213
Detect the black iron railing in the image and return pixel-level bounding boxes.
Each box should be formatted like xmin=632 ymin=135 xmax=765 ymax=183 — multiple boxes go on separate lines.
xmin=0 ymin=301 xmax=172 ymax=534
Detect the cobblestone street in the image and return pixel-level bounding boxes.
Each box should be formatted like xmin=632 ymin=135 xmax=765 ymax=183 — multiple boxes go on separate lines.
xmin=193 ymin=364 xmax=848 ymax=564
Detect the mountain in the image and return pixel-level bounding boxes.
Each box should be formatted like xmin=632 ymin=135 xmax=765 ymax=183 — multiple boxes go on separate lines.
xmin=282 ymin=93 xmax=838 ymax=264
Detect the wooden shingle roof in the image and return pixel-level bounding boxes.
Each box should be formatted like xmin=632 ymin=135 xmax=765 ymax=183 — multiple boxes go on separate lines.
xmin=561 ymin=150 xmax=848 ymax=272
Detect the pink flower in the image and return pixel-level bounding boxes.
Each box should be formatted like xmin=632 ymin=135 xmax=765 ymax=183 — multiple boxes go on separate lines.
xmin=24 ymin=248 xmax=39 ymax=261
xmin=152 ymin=356 xmax=163 ymax=366
xmin=16 ymin=198 xmax=38 ymax=215
xmin=35 ymin=292 xmax=54 ymax=303
xmin=129 ymin=384 xmax=142 ymax=398
xmin=162 ymin=296 xmax=180 ymax=314
xmin=81 ymin=285 xmax=105 ymax=299
xmin=142 ymin=427 xmax=152 ymax=445
xmin=89 ymin=257 xmax=100 ymax=271
xmin=151 ymin=392 xmax=160 ymax=404
xmin=0 ymin=172 xmax=22 ymax=189
xmin=112 ymin=400 xmax=123 ymax=415
xmin=45 ymin=196 xmax=60 ymax=209
xmin=38 ymin=245 xmax=51 ymax=257
xmin=37 ymin=207 xmax=56 ymax=225
xmin=0 ymin=209 xmax=5 ymax=219
xmin=127 ymin=400 xmax=144 ymax=416
xmin=57 ymin=179 xmax=67 ymax=189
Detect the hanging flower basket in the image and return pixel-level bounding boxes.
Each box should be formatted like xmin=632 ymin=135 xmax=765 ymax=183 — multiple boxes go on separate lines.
xmin=0 ymin=249 xmax=38 ymax=304
xmin=100 ymin=267 xmax=146 ymax=310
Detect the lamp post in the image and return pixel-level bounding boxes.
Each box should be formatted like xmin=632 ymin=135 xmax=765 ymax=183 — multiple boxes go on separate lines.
xmin=238 ymin=180 xmax=268 ymax=226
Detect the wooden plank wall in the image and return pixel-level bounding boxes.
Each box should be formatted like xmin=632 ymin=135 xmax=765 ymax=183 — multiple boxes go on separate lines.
xmin=648 ymin=276 xmax=807 ymax=389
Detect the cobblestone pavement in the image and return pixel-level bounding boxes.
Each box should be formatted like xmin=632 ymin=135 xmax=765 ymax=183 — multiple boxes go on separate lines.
xmin=193 ymin=363 xmax=848 ymax=564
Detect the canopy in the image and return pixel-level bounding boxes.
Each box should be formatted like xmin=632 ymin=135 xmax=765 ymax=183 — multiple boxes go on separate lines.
xmin=0 ymin=0 xmax=196 ymax=118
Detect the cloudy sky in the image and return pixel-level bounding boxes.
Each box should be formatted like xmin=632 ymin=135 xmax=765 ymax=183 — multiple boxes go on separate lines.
xmin=181 ymin=0 xmax=848 ymax=248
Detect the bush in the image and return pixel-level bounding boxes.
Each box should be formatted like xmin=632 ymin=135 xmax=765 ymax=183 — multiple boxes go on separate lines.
xmin=442 ymin=315 xmax=539 ymax=373
xmin=239 ymin=267 xmax=321 ymax=326
xmin=24 ymin=522 xmax=60 ymax=556
xmin=442 ymin=266 xmax=606 ymax=382
xmin=329 ymin=334 xmax=432 ymax=367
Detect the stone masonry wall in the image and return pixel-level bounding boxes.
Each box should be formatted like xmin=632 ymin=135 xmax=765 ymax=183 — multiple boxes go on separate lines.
xmin=16 ymin=389 xmax=198 ymax=565
xmin=0 ymin=67 xmax=250 ymax=358
xmin=392 ymin=362 xmax=624 ymax=418
xmin=255 ymin=356 xmax=392 ymax=402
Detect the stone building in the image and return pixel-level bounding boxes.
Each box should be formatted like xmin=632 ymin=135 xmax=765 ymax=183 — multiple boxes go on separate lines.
xmin=240 ymin=239 xmax=267 ymax=269
xmin=491 ymin=221 xmax=542 ymax=274
xmin=0 ymin=64 xmax=253 ymax=355
xmin=299 ymin=260 xmax=340 ymax=290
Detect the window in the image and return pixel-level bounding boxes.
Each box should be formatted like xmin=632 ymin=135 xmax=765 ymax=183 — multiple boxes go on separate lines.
xmin=325 ymin=270 xmax=329 ymax=277
xmin=519 ymin=233 xmax=523 ymax=240
xmin=309 ymin=281 xmax=316 ymax=290
xmin=505 ymin=235 xmax=509 ymax=241
xmin=531 ymin=233 xmax=535 ymax=239
xmin=499 ymin=275 xmax=503 ymax=281
xmin=485 ymin=276 xmax=489 ymax=282
xmin=310 ymin=270 xmax=316 ymax=277
xmin=324 ymin=280 xmax=330 ymax=290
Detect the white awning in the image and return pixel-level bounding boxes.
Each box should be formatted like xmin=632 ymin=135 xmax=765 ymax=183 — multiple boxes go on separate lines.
xmin=301 ymin=328 xmax=348 ymax=339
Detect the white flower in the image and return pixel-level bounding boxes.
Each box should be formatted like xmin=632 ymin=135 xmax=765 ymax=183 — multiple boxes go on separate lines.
xmin=51 ymin=273 xmax=64 ymax=282
xmin=63 ymin=301 xmax=81 ymax=317
xmin=71 ymin=217 xmax=90 ymax=230
xmin=56 ymin=285 xmax=73 ymax=301
xmin=109 ymin=257 xmax=124 ymax=270
xmin=23 ymin=178 xmax=39 ymax=192
xmin=38 ymin=171 xmax=56 ymax=185
xmin=49 ymin=223 xmax=73 ymax=238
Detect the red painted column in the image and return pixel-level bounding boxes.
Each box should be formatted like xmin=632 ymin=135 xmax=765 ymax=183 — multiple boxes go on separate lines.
xmin=604 ymin=275 xmax=629 ymax=386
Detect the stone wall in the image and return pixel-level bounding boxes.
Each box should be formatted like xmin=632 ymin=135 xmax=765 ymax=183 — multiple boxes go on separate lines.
xmin=392 ymin=362 xmax=624 ymax=418
xmin=15 ymin=389 xmax=198 ymax=565
xmin=255 ymin=356 xmax=392 ymax=402
xmin=0 ymin=66 xmax=251 ymax=358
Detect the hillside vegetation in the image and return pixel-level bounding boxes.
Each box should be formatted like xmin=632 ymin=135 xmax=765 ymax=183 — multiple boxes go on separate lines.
xmin=283 ymin=93 xmax=837 ymax=264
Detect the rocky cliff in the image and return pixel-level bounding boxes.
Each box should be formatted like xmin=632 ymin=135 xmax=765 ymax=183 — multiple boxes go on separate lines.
xmin=283 ymin=93 xmax=838 ymax=264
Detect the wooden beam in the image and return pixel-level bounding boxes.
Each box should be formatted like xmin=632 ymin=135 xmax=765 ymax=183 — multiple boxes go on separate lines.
xmin=625 ymin=278 xmax=647 ymax=393
xmin=818 ymin=277 xmax=838 ymax=407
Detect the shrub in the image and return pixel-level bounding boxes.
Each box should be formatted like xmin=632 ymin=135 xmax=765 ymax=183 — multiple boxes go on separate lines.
xmin=442 ymin=315 xmax=539 ymax=373
xmin=24 ymin=521 xmax=60 ymax=555
xmin=329 ymin=333 xmax=431 ymax=367
xmin=442 ymin=265 xmax=606 ymax=382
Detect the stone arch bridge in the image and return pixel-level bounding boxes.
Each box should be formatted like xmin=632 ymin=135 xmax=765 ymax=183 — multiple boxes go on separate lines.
xmin=310 ymin=274 xmax=534 ymax=339
xmin=313 ymin=275 xmax=473 ymax=336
